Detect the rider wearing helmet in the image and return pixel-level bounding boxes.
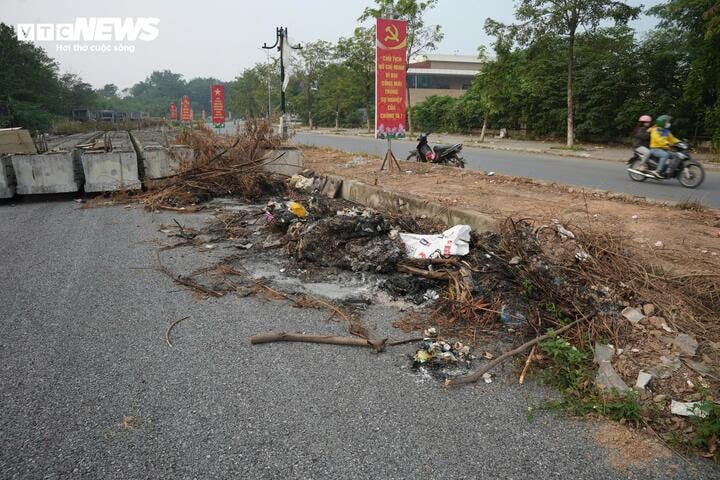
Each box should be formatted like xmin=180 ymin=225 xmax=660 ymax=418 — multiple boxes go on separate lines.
xmin=648 ymin=115 xmax=680 ymax=178
xmin=632 ymin=115 xmax=653 ymax=171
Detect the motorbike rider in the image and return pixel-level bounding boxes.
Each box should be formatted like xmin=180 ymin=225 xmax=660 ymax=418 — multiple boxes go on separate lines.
xmin=631 ymin=115 xmax=653 ymax=171
xmin=649 ymin=114 xmax=680 ymax=178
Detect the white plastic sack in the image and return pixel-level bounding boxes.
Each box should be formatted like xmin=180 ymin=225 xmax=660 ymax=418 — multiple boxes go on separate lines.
xmin=399 ymin=225 xmax=472 ymax=259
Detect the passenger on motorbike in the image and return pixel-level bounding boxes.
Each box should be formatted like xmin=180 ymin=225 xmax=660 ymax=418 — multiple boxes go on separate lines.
xmin=632 ymin=115 xmax=652 ymax=171
xmin=648 ymin=115 xmax=680 ymax=178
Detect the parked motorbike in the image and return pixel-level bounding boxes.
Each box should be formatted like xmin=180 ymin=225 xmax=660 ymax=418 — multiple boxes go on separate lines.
xmin=627 ymin=142 xmax=704 ymax=188
xmin=406 ymin=133 xmax=465 ymax=168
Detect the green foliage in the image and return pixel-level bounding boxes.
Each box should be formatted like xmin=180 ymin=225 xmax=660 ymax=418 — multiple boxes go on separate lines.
xmin=0 ymin=23 xmax=62 ymax=131
xmin=336 ymin=28 xmax=376 ymax=130
xmin=359 ymin=0 xmax=444 ymax=60
xmin=689 ymin=401 xmax=720 ymax=456
xmin=520 ymin=280 xmax=534 ymax=297
xmin=539 ymin=336 xmax=589 ymax=391
xmin=230 ymin=62 xmax=281 ymax=120
xmin=538 ymin=335 xmax=646 ymax=427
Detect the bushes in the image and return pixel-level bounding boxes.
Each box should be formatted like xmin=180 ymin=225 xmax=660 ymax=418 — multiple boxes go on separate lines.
xmin=411 ymin=95 xmax=484 ymax=133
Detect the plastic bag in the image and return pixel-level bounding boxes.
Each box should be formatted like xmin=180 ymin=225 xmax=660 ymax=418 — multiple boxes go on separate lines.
xmin=399 ymin=225 xmax=471 ymax=259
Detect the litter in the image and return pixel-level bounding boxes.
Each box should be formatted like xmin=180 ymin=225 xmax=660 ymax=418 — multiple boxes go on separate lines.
xmin=423 ymin=289 xmax=439 ymax=302
xmin=482 ymin=373 xmax=492 ymax=383
xmin=669 ymin=333 xmax=698 ymax=356
xmin=648 ymin=316 xmax=672 ymax=332
xmin=413 ymin=338 xmax=472 ymax=367
xmin=635 ymin=371 xmax=653 ymax=390
xmin=289 ymin=174 xmax=314 ymax=191
xmin=649 ymin=355 xmax=682 ymax=379
xmin=575 ymin=250 xmax=590 ymax=262
xmin=670 ymin=400 xmax=708 ymax=418
xmin=399 ymin=224 xmax=471 ymax=259
xmin=287 ymin=201 xmax=307 ymax=218
xmin=621 ymin=306 xmax=645 ymax=325
xmin=593 ymin=343 xmax=630 ymax=392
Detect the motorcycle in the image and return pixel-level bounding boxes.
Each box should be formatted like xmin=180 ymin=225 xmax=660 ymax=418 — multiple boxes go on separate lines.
xmin=627 ymin=142 xmax=705 ymax=188
xmin=406 ymin=132 xmax=465 ymax=168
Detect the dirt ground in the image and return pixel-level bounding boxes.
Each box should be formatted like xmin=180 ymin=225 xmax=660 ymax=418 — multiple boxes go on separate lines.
xmin=594 ymin=422 xmax=672 ymax=471
xmin=302 ymin=147 xmax=720 ymax=275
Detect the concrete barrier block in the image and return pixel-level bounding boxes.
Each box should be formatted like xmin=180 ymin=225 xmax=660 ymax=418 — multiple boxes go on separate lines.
xmin=81 ymin=131 xmax=141 ymax=192
xmin=130 ymin=129 xmax=194 ymax=179
xmin=81 ymin=151 xmax=141 ymax=192
xmin=12 ymin=151 xmax=80 ymax=194
xmin=0 ymin=154 xmax=16 ymax=198
xmin=264 ymin=147 xmax=304 ymax=176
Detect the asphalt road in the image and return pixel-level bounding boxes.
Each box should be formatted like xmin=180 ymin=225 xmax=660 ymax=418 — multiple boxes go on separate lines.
xmin=1 ymin=199 xmax=717 ymax=479
xmin=294 ymin=133 xmax=720 ymax=208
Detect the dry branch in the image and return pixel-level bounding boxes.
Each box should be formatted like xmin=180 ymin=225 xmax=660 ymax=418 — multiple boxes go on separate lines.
xmin=445 ymin=315 xmax=590 ymax=387
xmin=250 ymin=332 xmax=387 ymax=353
xmin=165 ymin=316 xmax=190 ymax=347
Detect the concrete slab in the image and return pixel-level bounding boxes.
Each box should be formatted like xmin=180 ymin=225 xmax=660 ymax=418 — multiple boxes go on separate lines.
xmin=130 ymin=128 xmax=194 ymax=179
xmin=80 ymin=131 xmax=141 ymax=192
xmin=0 ymin=128 xmax=36 ymax=154
xmin=12 ymin=132 xmax=101 ymax=194
xmin=264 ymin=147 xmax=304 ymax=176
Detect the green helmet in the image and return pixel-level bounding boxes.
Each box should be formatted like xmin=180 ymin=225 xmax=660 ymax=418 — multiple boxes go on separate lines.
xmin=655 ymin=115 xmax=671 ymax=127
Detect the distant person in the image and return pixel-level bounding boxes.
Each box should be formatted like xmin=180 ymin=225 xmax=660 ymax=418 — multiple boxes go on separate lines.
xmin=649 ymin=115 xmax=680 ymax=178
xmin=632 ymin=115 xmax=652 ymax=171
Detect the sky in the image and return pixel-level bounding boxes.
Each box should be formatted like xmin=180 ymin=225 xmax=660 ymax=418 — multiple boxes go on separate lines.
xmin=1 ymin=0 xmax=663 ymax=90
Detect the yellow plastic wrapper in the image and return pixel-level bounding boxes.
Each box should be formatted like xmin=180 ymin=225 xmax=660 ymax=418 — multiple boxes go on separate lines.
xmin=287 ymin=201 xmax=308 ymax=218
xmin=414 ymin=350 xmax=433 ymax=364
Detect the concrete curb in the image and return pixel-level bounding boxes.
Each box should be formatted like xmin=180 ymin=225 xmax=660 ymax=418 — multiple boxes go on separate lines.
xmin=325 ymin=174 xmax=497 ymax=233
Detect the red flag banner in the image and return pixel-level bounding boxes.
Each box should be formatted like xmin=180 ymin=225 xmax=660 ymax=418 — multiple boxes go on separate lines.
xmin=169 ymin=103 xmax=177 ymax=121
xmin=375 ymin=18 xmax=407 ymax=139
xmin=211 ymin=84 xmax=225 ymax=127
xmin=180 ymin=95 xmax=191 ymax=123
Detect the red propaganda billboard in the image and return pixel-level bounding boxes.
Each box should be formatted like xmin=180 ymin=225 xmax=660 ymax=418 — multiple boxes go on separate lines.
xmin=180 ymin=95 xmax=191 ymax=123
xmin=211 ymin=84 xmax=225 ymax=127
xmin=169 ymin=103 xmax=177 ymax=121
xmin=375 ymin=18 xmax=407 ymax=139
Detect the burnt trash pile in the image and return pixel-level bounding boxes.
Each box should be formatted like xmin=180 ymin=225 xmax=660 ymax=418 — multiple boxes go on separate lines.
xmin=285 ymin=209 xmax=405 ymax=273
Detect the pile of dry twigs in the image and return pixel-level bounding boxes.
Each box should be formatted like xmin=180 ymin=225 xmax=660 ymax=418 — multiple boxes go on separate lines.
xmin=139 ymin=120 xmax=288 ymax=210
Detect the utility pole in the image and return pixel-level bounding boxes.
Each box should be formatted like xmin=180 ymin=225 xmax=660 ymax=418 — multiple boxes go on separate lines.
xmin=260 ymin=47 xmax=272 ymax=124
xmin=262 ymin=27 xmax=301 ymax=137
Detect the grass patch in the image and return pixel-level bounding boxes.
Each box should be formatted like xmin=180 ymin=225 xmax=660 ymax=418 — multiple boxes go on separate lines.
xmin=533 ymin=333 xmax=718 ymax=460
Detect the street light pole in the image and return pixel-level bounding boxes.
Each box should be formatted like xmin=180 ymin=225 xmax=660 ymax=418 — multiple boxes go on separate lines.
xmin=262 ymin=27 xmax=301 ymax=137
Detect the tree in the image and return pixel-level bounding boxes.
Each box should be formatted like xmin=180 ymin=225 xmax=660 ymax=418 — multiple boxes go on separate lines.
xmin=651 ymin=0 xmax=720 ymax=149
xmin=316 ymin=64 xmax=358 ymax=129
xmin=296 ymin=41 xmax=333 ymax=128
xmin=336 ymin=28 xmax=376 ymax=131
xmin=495 ymin=1 xmax=640 ymax=146
xmin=230 ymin=62 xmax=280 ymax=120
xmin=360 ymin=0 xmax=444 ymax=134
xmin=99 ymin=84 xmax=119 ymax=98
xmin=0 ymin=23 xmax=62 ymax=130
